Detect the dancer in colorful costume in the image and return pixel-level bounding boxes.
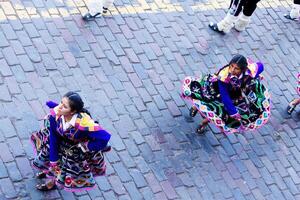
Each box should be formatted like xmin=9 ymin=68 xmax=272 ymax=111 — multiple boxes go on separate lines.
xmin=31 ymin=92 xmax=111 ymax=191
xmin=287 ymin=73 xmax=300 ymax=114
xmin=181 ymin=54 xmax=271 ymax=134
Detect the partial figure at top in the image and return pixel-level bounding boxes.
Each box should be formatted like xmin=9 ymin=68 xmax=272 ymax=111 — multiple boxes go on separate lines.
xmin=284 ymin=0 xmax=300 ymax=21
xmin=181 ymin=54 xmax=271 ymax=134
xmin=82 ymin=0 xmax=115 ymax=20
xmin=209 ymin=0 xmax=261 ymax=34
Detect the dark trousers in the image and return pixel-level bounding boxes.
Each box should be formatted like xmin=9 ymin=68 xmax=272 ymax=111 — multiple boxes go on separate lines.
xmin=228 ymin=0 xmax=260 ymax=16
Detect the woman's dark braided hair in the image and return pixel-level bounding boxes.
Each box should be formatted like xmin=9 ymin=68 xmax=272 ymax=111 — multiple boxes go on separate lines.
xmin=63 ymin=91 xmax=92 ymax=117
xmin=229 ymin=54 xmax=248 ymax=72
xmin=217 ymin=54 xmax=248 ymax=75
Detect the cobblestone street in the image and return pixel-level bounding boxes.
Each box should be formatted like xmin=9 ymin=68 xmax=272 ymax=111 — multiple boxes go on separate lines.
xmin=0 ymin=0 xmax=300 ymax=199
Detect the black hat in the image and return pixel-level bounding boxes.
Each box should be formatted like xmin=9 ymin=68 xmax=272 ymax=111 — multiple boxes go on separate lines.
xmin=229 ymin=54 xmax=248 ymax=71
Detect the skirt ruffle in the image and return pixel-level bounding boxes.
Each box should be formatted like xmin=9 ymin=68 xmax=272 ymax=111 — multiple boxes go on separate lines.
xmin=182 ymin=75 xmax=271 ymax=134
xmin=31 ymin=115 xmax=106 ymax=191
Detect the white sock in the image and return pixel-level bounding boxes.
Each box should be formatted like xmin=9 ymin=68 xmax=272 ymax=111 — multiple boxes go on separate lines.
xmin=87 ymin=0 xmax=103 ymax=16
xmin=290 ymin=4 xmax=300 ymax=18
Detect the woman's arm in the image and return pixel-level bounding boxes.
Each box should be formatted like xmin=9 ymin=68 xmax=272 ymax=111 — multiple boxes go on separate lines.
xmin=75 ymin=113 xmax=111 ymax=152
xmin=80 ymin=129 xmax=111 ymax=152
xmin=218 ymin=80 xmax=238 ymax=116
xmin=46 ymin=101 xmax=59 ymax=108
xmin=48 ymin=115 xmax=60 ymax=162
xmin=86 ymin=129 xmax=111 ymax=151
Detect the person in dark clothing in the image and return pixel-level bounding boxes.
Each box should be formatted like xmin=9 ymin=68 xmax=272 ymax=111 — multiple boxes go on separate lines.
xmin=209 ymin=0 xmax=261 ymax=34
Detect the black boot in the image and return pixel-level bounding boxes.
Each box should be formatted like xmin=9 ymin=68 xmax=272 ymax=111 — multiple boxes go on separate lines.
xmin=189 ymin=107 xmax=198 ymax=117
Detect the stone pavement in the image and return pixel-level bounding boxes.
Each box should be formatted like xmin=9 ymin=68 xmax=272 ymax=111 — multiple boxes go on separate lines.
xmin=0 ymin=0 xmax=299 ymax=199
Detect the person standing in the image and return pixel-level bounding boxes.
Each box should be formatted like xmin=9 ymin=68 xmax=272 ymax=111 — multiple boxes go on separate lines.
xmin=82 ymin=0 xmax=114 ymax=21
xmin=284 ymin=0 xmax=300 ymax=20
xmin=209 ymin=0 xmax=261 ymax=34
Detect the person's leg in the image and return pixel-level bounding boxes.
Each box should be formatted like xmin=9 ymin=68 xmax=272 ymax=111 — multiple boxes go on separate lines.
xmin=287 ymin=0 xmax=300 ymax=20
xmin=242 ymin=0 xmax=260 ymax=16
xmin=36 ymin=178 xmax=56 ymax=191
xmin=209 ymin=0 xmax=245 ymax=34
xmin=234 ymin=0 xmax=260 ymax=31
xmin=287 ymin=98 xmax=300 ymax=114
xmin=189 ymin=106 xmax=198 ymax=117
xmin=196 ymin=118 xmax=209 ymax=134
xmin=228 ymin=0 xmax=244 ymax=16
xmin=83 ymin=0 xmax=104 ymax=20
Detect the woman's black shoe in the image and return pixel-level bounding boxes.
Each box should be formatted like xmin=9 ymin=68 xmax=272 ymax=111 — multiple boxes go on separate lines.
xmin=36 ymin=182 xmax=57 ymax=191
xmin=82 ymin=12 xmax=101 ymax=21
xmin=36 ymin=171 xmax=47 ymax=179
xmin=208 ymin=22 xmax=225 ymax=34
xmin=196 ymin=124 xmax=207 ymax=134
xmin=284 ymin=14 xmax=298 ymax=21
xmin=189 ymin=107 xmax=198 ymax=117
xmin=287 ymin=100 xmax=297 ymax=114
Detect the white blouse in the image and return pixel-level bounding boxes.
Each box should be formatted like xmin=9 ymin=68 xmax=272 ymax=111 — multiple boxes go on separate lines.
xmin=61 ymin=114 xmax=78 ymax=131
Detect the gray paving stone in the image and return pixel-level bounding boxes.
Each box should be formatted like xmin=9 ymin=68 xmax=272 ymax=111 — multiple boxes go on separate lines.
xmin=108 ymin=175 xmax=126 ymax=195
xmin=2 ymin=46 xmax=19 ymax=66
xmin=0 ymin=160 xmax=8 ymax=178
xmin=13 ymin=182 xmax=28 ymax=199
xmin=6 ymin=161 xmax=22 ymax=182
xmin=129 ymin=170 xmax=147 ymax=189
xmin=7 ymin=137 xmax=25 ymax=157
xmin=0 ymin=85 xmax=11 ymax=102
xmin=283 ymin=190 xmax=296 ymax=200
xmin=0 ymin=178 xmax=17 ymax=199
xmin=24 ymin=46 xmax=42 ymax=64
xmin=269 ymin=184 xmax=286 ymax=200
xmin=19 ymin=83 xmax=36 ymax=101
xmin=23 ymin=23 xmax=40 ymax=38
xmin=119 ymin=151 xmax=136 ymax=168
xmin=95 ymin=177 xmax=111 ymax=192
xmin=112 ymin=162 xmax=132 ymax=182
xmin=140 ymin=187 xmax=155 ymax=200
xmin=271 ymin=172 xmax=287 ymax=191
xmin=124 ymin=182 xmax=143 ymax=200
xmin=1 ymin=23 xmax=18 ymax=40
xmin=16 ymin=30 xmax=32 ymax=46
xmin=0 ymin=32 xmax=9 ymax=47
xmin=0 ymin=118 xmax=16 ymax=138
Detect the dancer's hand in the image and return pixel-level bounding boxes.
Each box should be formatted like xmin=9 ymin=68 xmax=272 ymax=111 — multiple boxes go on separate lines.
xmin=46 ymin=101 xmax=58 ymax=108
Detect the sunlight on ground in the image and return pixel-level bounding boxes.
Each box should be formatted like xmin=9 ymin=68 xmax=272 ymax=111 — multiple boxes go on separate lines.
xmin=0 ymin=0 xmax=292 ymax=21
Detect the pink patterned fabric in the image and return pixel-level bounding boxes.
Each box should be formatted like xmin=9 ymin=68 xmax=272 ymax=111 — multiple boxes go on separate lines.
xmin=297 ymin=73 xmax=300 ymax=95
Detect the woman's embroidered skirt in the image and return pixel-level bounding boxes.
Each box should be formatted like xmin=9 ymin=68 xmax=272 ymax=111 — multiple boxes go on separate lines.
xmin=31 ymin=115 xmax=106 ymax=191
xmin=182 ymin=75 xmax=271 ymax=134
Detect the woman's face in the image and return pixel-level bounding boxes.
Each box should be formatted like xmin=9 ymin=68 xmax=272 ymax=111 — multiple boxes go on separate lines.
xmin=229 ymin=63 xmax=242 ymax=76
xmin=57 ymin=97 xmax=73 ymax=116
